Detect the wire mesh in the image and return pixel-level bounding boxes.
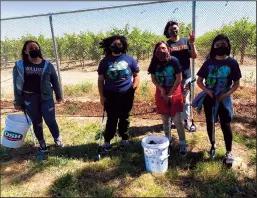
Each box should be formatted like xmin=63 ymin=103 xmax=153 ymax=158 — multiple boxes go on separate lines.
xmin=0 ymin=1 xmax=256 ymax=122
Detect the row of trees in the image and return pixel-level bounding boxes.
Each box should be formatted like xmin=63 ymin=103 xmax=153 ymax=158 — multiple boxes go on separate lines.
xmin=1 ymin=18 xmax=255 ymax=67
xmin=196 ymin=17 xmax=256 ymax=64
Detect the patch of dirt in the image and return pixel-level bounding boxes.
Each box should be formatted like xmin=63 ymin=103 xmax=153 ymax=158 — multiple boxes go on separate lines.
xmin=1 ymin=99 xmax=256 ymax=122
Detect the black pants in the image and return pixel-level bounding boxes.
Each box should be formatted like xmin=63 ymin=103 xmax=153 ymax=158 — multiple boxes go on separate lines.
xmin=103 ymin=86 xmax=135 ymax=143
xmin=203 ymin=95 xmax=232 ymax=151
xmin=23 ymin=93 xmax=60 ymax=144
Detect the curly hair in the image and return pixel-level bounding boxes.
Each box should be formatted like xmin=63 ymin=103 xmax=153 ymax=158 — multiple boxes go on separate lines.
xmin=99 ymin=35 xmax=128 ymax=57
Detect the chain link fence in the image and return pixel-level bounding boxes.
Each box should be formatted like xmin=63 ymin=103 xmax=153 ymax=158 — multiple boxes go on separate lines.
xmin=1 ymin=1 xmax=256 ymax=122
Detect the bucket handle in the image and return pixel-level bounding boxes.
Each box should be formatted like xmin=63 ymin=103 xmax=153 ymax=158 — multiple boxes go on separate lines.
xmin=158 ymin=154 xmax=169 ymax=161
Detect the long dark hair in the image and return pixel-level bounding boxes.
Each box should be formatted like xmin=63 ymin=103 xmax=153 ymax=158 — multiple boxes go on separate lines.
xmin=206 ymin=34 xmax=231 ymax=60
xmin=99 ymin=35 xmax=128 ymax=57
xmin=22 ymin=40 xmax=43 ymax=63
xmin=148 ymin=41 xmax=171 ymax=73
xmin=163 ymin=20 xmax=179 ymax=39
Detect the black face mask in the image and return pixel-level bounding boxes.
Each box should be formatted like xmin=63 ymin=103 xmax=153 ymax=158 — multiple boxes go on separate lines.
xmin=29 ymin=49 xmax=41 ymax=58
xmin=109 ymin=45 xmax=123 ymax=54
xmin=169 ymin=30 xmax=178 ymax=37
xmin=214 ymin=46 xmax=229 ymax=56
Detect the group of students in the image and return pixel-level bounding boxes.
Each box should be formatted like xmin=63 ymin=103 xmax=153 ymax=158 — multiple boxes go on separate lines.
xmin=13 ymin=21 xmax=241 ymax=164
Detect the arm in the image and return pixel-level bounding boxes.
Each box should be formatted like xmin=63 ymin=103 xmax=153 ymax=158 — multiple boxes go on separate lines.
xmin=167 ymin=72 xmax=182 ymax=96
xmin=98 ymin=74 xmax=105 ymax=106
xmin=217 ymin=80 xmax=240 ymax=102
xmin=189 ymin=31 xmax=198 ymax=59
xmin=197 ymin=76 xmax=213 ymax=98
xmin=13 ymin=65 xmax=23 ymax=110
xmin=189 ymin=43 xmax=198 ymax=59
xmin=151 ymin=74 xmax=166 ymax=98
xmin=133 ymin=72 xmax=140 ymax=90
xmin=50 ymin=63 xmax=62 ymax=101
xmin=151 ymin=74 xmax=163 ymax=91
xmin=226 ymin=80 xmax=240 ymax=96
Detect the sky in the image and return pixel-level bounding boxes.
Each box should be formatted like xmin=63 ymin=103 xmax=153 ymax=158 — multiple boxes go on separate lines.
xmin=1 ymin=1 xmax=256 ymax=40
xmin=1 ymin=1 xmax=148 ymax=18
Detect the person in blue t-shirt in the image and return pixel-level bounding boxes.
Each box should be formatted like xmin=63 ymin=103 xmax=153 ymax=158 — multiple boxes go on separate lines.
xmin=164 ymin=21 xmax=198 ymax=131
xmin=97 ymin=35 xmax=140 ymax=151
xmin=196 ymin=34 xmax=242 ymax=164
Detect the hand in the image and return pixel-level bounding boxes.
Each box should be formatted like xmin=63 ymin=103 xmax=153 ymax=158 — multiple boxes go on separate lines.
xmin=160 ymin=87 xmax=166 ymax=99
xmin=206 ymin=90 xmax=214 ymax=99
xmin=133 ymin=85 xmax=138 ymax=90
xmin=165 ymin=94 xmax=172 ymax=103
xmin=14 ymin=106 xmax=23 ymax=111
xmin=100 ymin=96 xmax=106 ymax=106
xmin=189 ymin=31 xmax=195 ymax=44
xmin=217 ymin=93 xmax=228 ymax=102
xmin=56 ymin=98 xmax=63 ymax=103
xmin=184 ymin=83 xmax=190 ymax=91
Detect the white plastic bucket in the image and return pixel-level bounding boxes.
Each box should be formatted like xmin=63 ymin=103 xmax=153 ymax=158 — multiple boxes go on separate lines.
xmin=141 ymin=136 xmax=170 ymax=173
xmin=1 ymin=114 xmax=31 ymax=148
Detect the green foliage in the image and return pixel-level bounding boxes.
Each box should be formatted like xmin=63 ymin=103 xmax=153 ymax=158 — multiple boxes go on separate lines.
xmin=1 ymin=18 xmax=255 ymax=67
xmin=197 ymin=17 xmax=256 ymax=64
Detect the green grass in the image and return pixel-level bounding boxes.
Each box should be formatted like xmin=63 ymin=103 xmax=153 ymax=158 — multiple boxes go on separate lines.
xmin=234 ymin=134 xmax=256 ymax=149
xmin=1 ymin=116 xmax=256 ymax=197
xmin=63 ymin=81 xmax=95 ymax=97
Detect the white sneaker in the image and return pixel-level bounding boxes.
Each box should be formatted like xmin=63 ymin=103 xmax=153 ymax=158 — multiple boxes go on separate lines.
xmin=225 ymin=152 xmax=234 ymax=164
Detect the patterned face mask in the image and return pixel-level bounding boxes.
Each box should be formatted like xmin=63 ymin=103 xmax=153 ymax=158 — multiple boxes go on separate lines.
xmin=155 ymin=50 xmax=169 ymax=62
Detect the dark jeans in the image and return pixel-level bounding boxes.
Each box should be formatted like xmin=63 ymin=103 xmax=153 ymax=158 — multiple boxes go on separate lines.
xmin=23 ymin=93 xmax=60 ymax=144
xmin=103 ymin=86 xmax=135 ymax=142
xmin=203 ymin=95 xmax=232 ymax=151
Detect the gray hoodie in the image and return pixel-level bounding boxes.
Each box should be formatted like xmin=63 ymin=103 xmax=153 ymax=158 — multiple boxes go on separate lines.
xmin=13 ymin=59 xmax=62 ymax=106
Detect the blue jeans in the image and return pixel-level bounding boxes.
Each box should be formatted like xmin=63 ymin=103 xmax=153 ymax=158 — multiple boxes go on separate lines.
xmin=23 ymin=93 xmax=60 ymax=144
xmin=181 ymin=68 xmax=191 ymax=121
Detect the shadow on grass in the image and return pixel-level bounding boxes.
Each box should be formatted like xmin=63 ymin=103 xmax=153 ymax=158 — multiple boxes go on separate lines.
xmin=48 ymin=138 xmax=146 ymax=197
xmin=129 ymin=124 xmax=163 ymax=137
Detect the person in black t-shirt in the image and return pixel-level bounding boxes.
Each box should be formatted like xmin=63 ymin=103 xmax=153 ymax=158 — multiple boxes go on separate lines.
xmin=13 ymin=40 xmax=63 ymax=153
xmin=164 ymin=21 xmax=198 ymax=131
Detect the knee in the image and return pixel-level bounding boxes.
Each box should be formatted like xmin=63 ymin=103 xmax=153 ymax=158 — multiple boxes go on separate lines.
xmin=44 ymin=117 xmax=57 ymax=126
xmin=33 ymin=121 xmax=43 ymax=128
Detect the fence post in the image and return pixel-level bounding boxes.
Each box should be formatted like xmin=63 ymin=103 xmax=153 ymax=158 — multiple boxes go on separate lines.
xmin=49 ymin=13 xmax=64 ymax=99
xmin=191 ymin=0 xmax=196 ymax=99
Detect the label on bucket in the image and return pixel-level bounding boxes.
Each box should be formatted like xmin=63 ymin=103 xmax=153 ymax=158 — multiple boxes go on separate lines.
xmin=4 ymin=131 xmax=23 ymax=141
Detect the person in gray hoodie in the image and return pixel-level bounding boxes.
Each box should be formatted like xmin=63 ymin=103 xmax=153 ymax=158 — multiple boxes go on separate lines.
xmin=13 ymin=40 xmax=64 ymax=153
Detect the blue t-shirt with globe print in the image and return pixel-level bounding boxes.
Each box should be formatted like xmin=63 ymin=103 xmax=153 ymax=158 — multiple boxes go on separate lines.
xmin=97 ymin=54 xmax=139 ymax=93
xmin=149 ymin=57 xmax=181 ymax=88
xmin=197 ymin=57 xmax=242 ymax=94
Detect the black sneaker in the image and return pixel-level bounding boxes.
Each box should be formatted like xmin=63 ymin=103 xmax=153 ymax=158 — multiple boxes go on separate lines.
xmin=184 ymin=120 xmax=191 ymax=131
xmin=169 ymin=140 xmax=173 ymax=151
xmin=179 ymin=145 xmax=187 ymax=156
xmin=103 ymin=142 xmax=112 ymax=152
xmin=55 ymin=140 xmax=64 ymax=147
xmin=120 ymin=140 xmax=129 ymax=149
xmin=38 ymin=145 xmax=48 ymax=153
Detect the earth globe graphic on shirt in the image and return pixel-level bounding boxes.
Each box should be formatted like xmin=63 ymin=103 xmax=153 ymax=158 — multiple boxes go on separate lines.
xmin=107 ymin=60 xmax=131 ymax=80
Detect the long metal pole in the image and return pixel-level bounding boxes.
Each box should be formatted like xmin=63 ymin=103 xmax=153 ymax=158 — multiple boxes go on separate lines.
xmin=49 ymin=14 xmax=64 ymax=99
xmin=192 ymin=1 xmax=196 ymax=99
